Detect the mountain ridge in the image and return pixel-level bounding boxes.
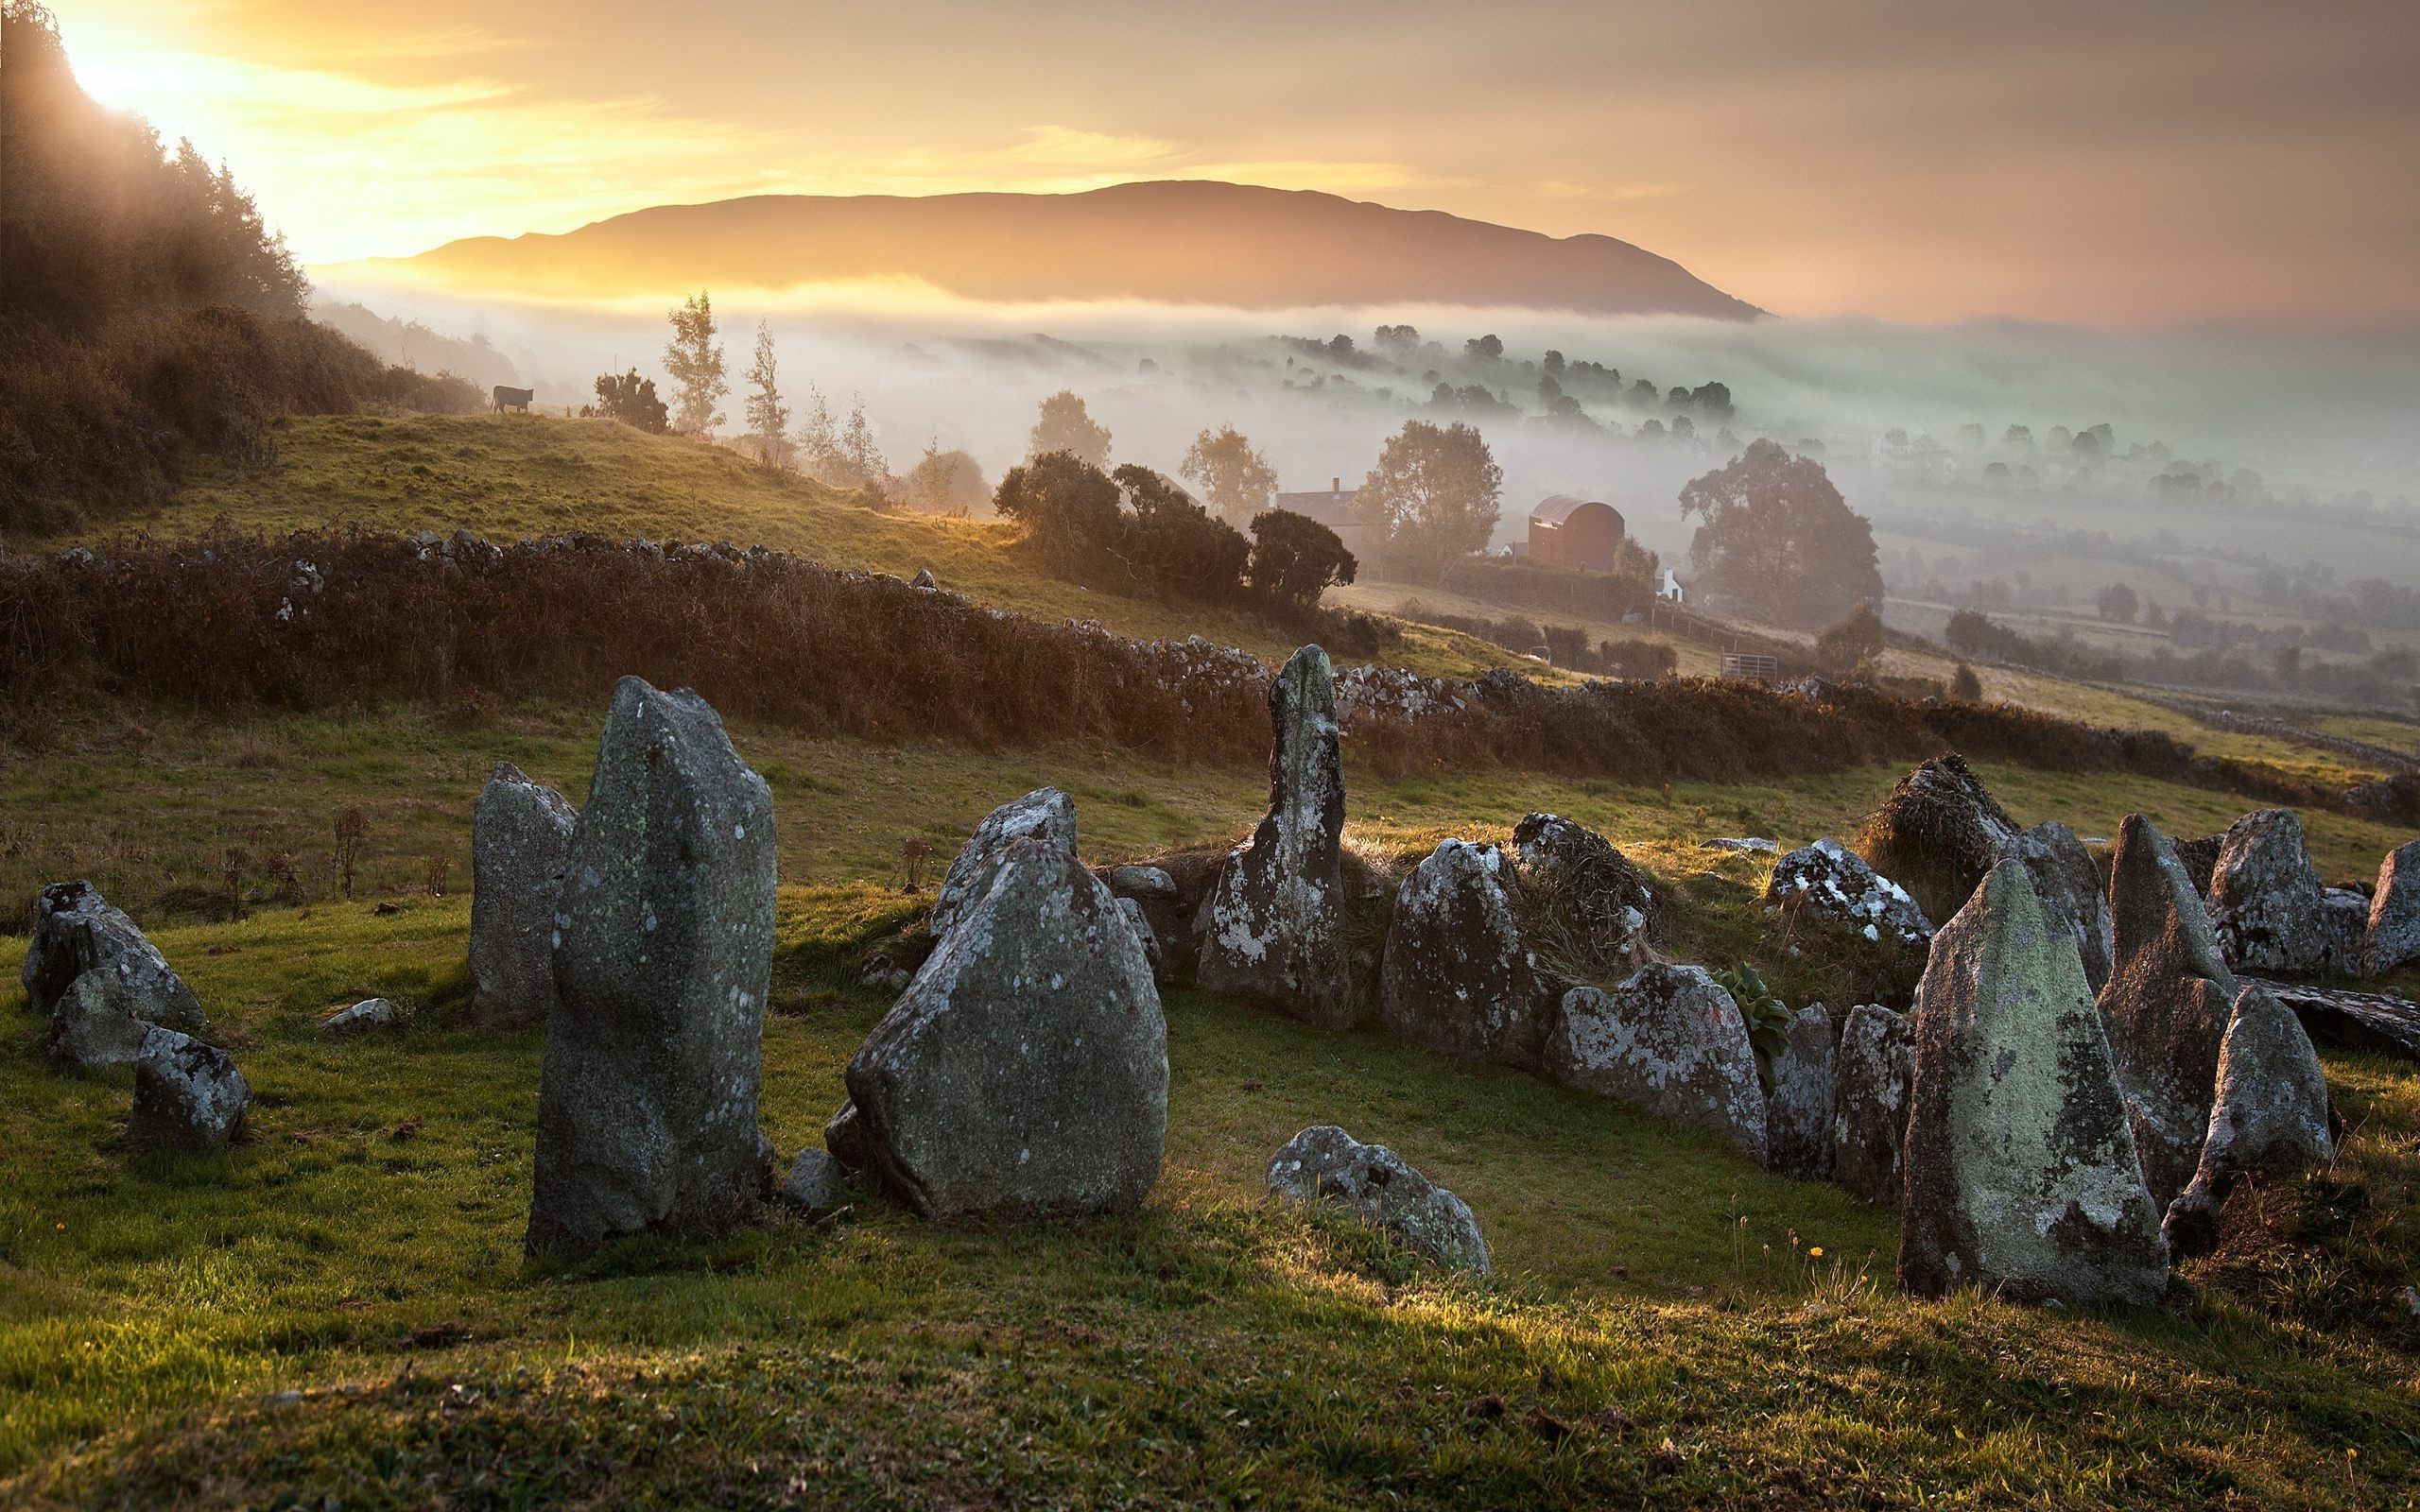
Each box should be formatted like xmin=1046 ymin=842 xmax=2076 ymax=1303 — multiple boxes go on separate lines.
xmin=337 ymin=180 xmax=1763 ymax=318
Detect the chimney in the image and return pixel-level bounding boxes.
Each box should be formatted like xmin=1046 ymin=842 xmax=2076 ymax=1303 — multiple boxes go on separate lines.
xmin=1331 ymin=476 xmax=1340 ymax=493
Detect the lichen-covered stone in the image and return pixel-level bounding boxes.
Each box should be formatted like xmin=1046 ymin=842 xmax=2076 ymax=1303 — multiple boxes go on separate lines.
xmin=469 ymin=763 xmax=575 ymax=1030
xmin=2014 ymin=820 xmax=2114 ymax=994
xmin=2162 ymin=984 xmax=2333 ymax=1257
xmin=47 ymin=971 xmax=152 ymax=1070
xmin=21 ymin=880 xmax=204 ymax=1030
xmin=2368 ymin=840 xmax=2420 ymax=977
xmin=320 ymin=997 xmax=399 ymax=1034
xmin=2097 ymin=814 xmax=2236 ymax=1213
xmin=1380 ymin=840 xmax=1550 ymax=1069
xmin=1831 ymin=1003 xmax=1914 ymax=1205
xmin=1858 ymin=755 xmax=2022 ymax=924
xmin=1765 ymin=1003 xmax=1837 ymax=1181
xmin=1543 ymin=966 xmax=1767 ymax=1162
xmin=1197 ymin=645 xmax=1352 ymax=1028
xmin=930 ymin=788 xmax=1077 ymax=940
xmin=1763 ymin=838 xmax=1933 ymax=949
xmin=1267 ymin=1124 xmax=1490 ymax=1274
xmin=2208 ymin=808 xmax=2332 ymax=976
xmin=838 ymin=820 xmax=1167 ymax=1218
xmin=129 ymin=1026 xmax=251 ymax=1152
xmin=527 ymin=678 xmax=778 ymax=1255
xmin=1899 ymin=859 xmax=2168 ymax=1306
xmin=2322 ymin=887 xmax=2371 ymax=977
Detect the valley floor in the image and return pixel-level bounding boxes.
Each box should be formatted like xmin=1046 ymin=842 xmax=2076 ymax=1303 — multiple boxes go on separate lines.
xmin=3 ymin=698 xmax=2419 ymax=1507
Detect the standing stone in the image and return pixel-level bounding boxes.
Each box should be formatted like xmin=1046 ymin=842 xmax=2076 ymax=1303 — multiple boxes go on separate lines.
xmin=930 ymin=788 xmax=1077 ymax=940
xmin=1832 ymin=1003 xmax=1915 ymax=1205
xmin=2368 ymin=840 xmax=2420 ymax=977
xmin=1115 ymin=896 xmax=1166 ymax=983
xmin=1858 ymin=755 xmax=2022 ymax=925
xmin=2207 ymin=809 xmax=2332 ymax=976
xmin=527 ymin=678 xmax=778 ymax=1255
xmin=2097 ymin=815 xmax=2237 ymax=1213
xmin=1543 ymin=966 xmax=1768 ymax=1162
xmin=21 ymin=881 xmax=204 ymax=1029
xmin=2014 ymin=821 xmax=2114 ymax=994
xmin=128 ymin=1026 xmax=251 ymax=1152
xmin=1765 ymin=1003 xmax=1837 ymax=1181
xmin=1197 ymin=645 xmax=1353 ymax=1028
xmin=48 ymin=971 xmax=153 ymax=1070
xmin=1899 ymin=859 xmax=2169 ymax=1306
xmin=2162 ymin=984 xmax=2333 ymax=1257
xmin=2321 ymin=888 xmax=2371 ymax=976
xmin=1380 ymin=840 xmax=1549 ymax=1069
xmin=1268 ymin=1125 xmax=1490 ymax=1275
xmin=834 ymin=821 xmax=1167 ymax=1218
xmin=469 ymin=763 xmax=576 ymax=1030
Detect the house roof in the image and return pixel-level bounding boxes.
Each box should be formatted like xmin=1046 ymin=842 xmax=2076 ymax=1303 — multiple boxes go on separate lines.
xmin=1529 ymin=493 xmax=1622 ymax=527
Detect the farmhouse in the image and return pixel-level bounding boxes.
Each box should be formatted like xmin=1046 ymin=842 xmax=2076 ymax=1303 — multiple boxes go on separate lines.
xmin=1527 ymin=493 xmax=1627 ymax=572
xmin=1273 ymin=476 xmax=1376 ymax=555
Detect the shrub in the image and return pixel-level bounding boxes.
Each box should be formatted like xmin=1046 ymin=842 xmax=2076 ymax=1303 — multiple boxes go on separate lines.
xmin=1115 ymin=464 xmax=1249 ymax=603
xmin=1246 ymin=507 xmax=1357 ymax=614
xmin=994 ymin=451 xmax=1127 ymax=578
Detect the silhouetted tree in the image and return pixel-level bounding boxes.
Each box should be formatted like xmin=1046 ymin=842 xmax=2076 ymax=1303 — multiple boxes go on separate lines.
xmin=995 ymin=451 xmax=1124 ymax=575
xmin=1464 ymin=334 xmax=1504 ymax=361
xmin=1679 ymin=438 xmax=1883 ymax=628
xmin=593 ymin=369 xmax=668 ymax=433
xmin=2097 ymin=582 xmax=2139 ymax=623
xmin=1248 ymin=508 xmax=1357 ymax=612
xmin=1950 ymin=662 xmax=1984 ymax=701
xmin=1355 ymin=419 xmax=1501 ymax=582
xmin=1028 ymin=389 xmax=1111 ymax=467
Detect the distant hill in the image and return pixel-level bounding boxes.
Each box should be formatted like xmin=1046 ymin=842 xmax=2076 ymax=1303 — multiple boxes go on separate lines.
xmin=340 ymin=180 xmax=1763 ymax=318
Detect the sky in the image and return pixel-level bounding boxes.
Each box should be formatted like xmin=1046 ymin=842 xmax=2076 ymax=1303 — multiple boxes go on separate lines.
xmin=45 ymin=0 xmax=2420 ymax=326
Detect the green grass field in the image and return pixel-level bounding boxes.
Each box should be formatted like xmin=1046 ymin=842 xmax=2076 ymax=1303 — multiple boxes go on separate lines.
xmin=7 ymin=415 xmax=2420 ymax=1505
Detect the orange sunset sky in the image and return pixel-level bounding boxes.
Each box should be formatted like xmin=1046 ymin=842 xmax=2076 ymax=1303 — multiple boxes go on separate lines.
xmin=45 ymin=0 xmax=2420 ymax=326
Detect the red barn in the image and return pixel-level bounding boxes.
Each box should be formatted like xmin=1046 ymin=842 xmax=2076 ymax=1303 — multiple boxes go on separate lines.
xmin=1527 ymin=494 xmax=1626 ymax=572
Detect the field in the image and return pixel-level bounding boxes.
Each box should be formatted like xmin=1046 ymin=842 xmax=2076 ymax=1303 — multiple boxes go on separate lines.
xmin=8 ymin=413 xmax=2420 ymax=1506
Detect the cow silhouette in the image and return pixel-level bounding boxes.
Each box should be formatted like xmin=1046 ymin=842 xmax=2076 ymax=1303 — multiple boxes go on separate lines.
xmin=492 ymin=386 xmax=534 ymax=414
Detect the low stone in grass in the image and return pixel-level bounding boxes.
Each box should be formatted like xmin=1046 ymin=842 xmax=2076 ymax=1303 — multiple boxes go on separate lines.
xmin=21 ymin=880 xmax=205 ymax=1030
xmin=1764 ymin=1002 xmax=1836 ymax=1181
xmin=129 ymin=1026 xmax=251 ymax=1152
xmin=1543 ymin=965 xmax=1768 ymax=1163
xmin=1898 ymin=859 xmax=2168 ymax=1306
xmin=1380 ymin=839 xmax=1550 ymax=1070
xmin=2162 ymin=983 xmax=2334 ymax=1257
xmin=1267 ymin=1124 xmax=1490 ymax=1275
xmin=1512 ymin=812 xmax=1657 ymax=973
xmin=1831 ymin=1003 xmax=1914 ymax=1205
xmin=1763 ymin=838 xmax=1932 ymax=950
xmin=835 ymin=796 xmax=1168 ymax=1218
xmin=527 ymin=678 xmax=778 ymax=1255
xmin=1196 ymin=645 xmax=1353 ymax=1028
xmin=469 ymin=762 xmax=576 ymax=1030
xmin=320 ymin=997 xmax=399 ymax=1035
xmin=781 ymin=1148 xmax=851 ymax=1215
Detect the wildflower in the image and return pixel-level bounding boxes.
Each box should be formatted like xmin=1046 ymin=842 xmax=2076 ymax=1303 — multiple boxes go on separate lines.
xmin=1808 ymin=1246 xmax=1824 ymax=1259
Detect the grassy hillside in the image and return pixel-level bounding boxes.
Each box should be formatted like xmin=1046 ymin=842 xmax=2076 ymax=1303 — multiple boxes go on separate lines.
xmin=86 ymin=413 xmax=1533 ymax=682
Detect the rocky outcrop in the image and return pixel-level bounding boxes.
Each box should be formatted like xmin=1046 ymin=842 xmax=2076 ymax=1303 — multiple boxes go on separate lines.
xmin=1899 ymin=859 xmax=2169 ymax=1306
xmin=128 ymin=1027 xmax=251 ymax=1152
xmin=527 ymin=679 xmax=779 ymax=1255
xmin=2207 ymin=809 xmax=2332 ymax=977
xmin=2162 ymin=984 xmax=2333 ymax=1257
xmin=21 ymin=881 xmax=204 ymax=1030
xmin=1380 ymin=840 xmax=1550 ymax=1069
xmin=834 ymin=798 xmax=1168 ymax=1218
xmin=1764 ymin=1003 xmax=1837 ymax=1181
xmin=1267 ymin=1125 xmax=1490 ymax=1275
xmin=1197 ymin=645 xmax=1354 ymax=1028
xmin=1831 ymin=1003 xmax=1914 ymax=1205
xmin=469 ymin=763 xmax=576 ymax=1030
xmin=930 ymin=788 xmax=1078 ymax=941
xmin=1858 ymin=755 xmax=2022 ymax=924
xmin=2097 ymin=815 xmax=2237 ymax=1213
xmin=1763 ymin=839 xmax=1933 ymax=949
xmin=1544 ymin=966 xmax=1767 ymax=1162
xmin=2369 ymin=840 xmax=2420 ymax=977
xmin=2013 ymin=821 xmax=2114 ymax=994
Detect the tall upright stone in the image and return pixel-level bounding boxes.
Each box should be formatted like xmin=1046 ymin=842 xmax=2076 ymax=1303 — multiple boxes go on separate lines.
xmin=833 ymin=795 xmax=1167 ymax=1218
xmin=2097 ymin=814 xmax=2237 ymax=1213
xmin=1197 ymin=645 xmax=1353 ymax=1028
xmin=1832 ymin=1002 xmax=1914 ymax=1205
xmin=2366 ymin=840 xmax=2420 ymax=977
xmin=21 ymin=881 xmax=204 ymax=1030
xmin=2162 ymin=983 xmax=2333 ymax=1256
xmin=469 ymin=763 xmax=577 ymax=1030
xmin=1899 ymin=859 xmax=2168 ymax=1306
xmin=930 ymin=788 xmax=1077 ymax=941
xmin=2207 ymin=808 xmax=2332 ymax=976
xmin=1764 ymin=1003 xmax=1837 ymax=1181
xmin=527 ymin=679 xmax=778 ymax=1255
xmin=2014 ymin=821 xmax=2114 ymax=994
xmin=1380 ymin=839 xmax=1549 ymax=1069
